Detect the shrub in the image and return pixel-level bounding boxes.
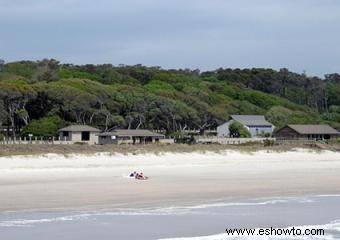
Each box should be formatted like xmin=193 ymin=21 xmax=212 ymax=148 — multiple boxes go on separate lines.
xmin=21 ymin=116 xmax=63 ymax=138
xmin=264 ymin=132 xmax=271 ymax=138
xmin=74 ymin=142 xmax=88 ymax=145
xmin=229 ymin=121 xmax=251 ymax=138
xmin=174 ymin=134 xmax=196 ymax=144
xmin=263 ymin=139 xmax=275 ymax=147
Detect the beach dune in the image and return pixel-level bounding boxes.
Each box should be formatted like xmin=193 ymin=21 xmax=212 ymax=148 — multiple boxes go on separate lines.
xmin=0 ymin=149 xmax=340 ymax=213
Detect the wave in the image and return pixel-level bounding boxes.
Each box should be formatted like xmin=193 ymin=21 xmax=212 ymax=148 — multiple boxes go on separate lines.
xmin=181 ymin=198 xmax=314 ymax=210
xmin=0 ymin=214 xmax=92 ymax=227
xmin=0 ymin=208 xmax=191 ymax=227
xmin=0 ymin=196 xmax=325 ymax=228
xmin=158 ymin=220 xmax=340 ymax=240
xmin=315 ymin=194 xmax=340 ymax=198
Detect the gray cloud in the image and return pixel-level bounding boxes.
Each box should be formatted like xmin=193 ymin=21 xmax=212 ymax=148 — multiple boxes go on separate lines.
xmin=0 ymin=0 xmax=339 ymax=76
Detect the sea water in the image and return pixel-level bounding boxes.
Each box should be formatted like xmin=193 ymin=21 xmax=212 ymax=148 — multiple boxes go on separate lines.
xmin=0 ymin=195 xmax=339 ymax=240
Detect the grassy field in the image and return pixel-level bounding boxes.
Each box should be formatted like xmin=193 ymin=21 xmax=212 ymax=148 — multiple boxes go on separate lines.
xmin=0 ymin=142 xmax=337 ymax=157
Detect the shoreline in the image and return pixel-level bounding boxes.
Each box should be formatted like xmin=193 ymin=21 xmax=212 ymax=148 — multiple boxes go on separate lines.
xmin=3 ymin=192 xmax=340 ymax=216
xmin=2 ymin=194 xmax=340 ymax=240
xmin=1 ymin=149 xmax=340 ymax=214
xmin=2 ymin=194 xmax=340 ymax=217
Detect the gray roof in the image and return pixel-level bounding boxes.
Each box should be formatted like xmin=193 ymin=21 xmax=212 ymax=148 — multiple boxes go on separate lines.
xmin=98 ymin=129 xmax=165 ymax=138
xmin=230 ymin=115 xmax=273 ymax=126
xmin=59 ymin=125 xmax=101 ymax=132
xmin=287 ymin=124 xmax=340 ymax=135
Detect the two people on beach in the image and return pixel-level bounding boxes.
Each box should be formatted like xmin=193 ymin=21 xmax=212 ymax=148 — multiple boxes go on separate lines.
xmin=130 ymin=171 xmax=148 ymax=180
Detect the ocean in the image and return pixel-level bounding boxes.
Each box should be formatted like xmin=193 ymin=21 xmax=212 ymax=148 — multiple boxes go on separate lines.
xmin=0 ymin=195 xmax=339 ymax=240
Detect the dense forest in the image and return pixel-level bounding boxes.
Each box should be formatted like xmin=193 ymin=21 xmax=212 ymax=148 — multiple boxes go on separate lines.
xmin=0 ymin=59 xmax=340 ymax=138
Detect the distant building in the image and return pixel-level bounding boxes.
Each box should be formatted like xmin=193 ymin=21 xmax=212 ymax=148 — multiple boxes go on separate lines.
xmin=58 ymin=125 xmax=100 ymax=144
xmin=275 ymin=124 xmax=340 ymax=140
xmin=97 ymin=129 xmax=165 ymax=145
xmin=217 ymin=115 xmax=274 ymax=138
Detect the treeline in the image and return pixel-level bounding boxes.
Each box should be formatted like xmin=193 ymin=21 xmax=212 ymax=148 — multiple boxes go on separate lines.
xmin=0 ymin=59 xmax=339 ymax=138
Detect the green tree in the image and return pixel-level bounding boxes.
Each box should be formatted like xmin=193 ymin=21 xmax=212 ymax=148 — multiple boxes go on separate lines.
xmin=1 ymin=59 xmax=340 ymax=136
xmin=33 ymin=59 xmax=60 ymax=82
xmin=265 ymin=106 xmax=293 ymax=128
xmin=0 ymin=59 xmax=4 ymax=71
xmin=229 ymin=121 xmax=251 ymax=138
xmin=0 ymin=81 xmax=36 ymax=137
xmin=21 ymin=116 xmax=63 ymax=137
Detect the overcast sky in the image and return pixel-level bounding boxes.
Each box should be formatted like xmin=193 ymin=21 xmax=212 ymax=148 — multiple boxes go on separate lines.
xmin=0 ymin=0 xmax=339 ymax=77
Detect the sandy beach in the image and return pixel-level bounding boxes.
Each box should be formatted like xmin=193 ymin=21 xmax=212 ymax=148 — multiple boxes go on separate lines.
xmin=0 ymin=149 xmax=340 ymax=213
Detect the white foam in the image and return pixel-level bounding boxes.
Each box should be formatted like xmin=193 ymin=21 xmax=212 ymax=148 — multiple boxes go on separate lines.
xmin=0 ymin=196 xmax=323 ymax=228
xmin=0 ymin=214 xmax=92 ymax=227
xmin=182 ymin=198 xmax=309 ymax=210
xmin=158 ymin=220 xmax=340 ymax=240
xmin=0 ymin=207 xmax=194 ymax=227
xmin=315 ymin=194 xmax=340 ymax=198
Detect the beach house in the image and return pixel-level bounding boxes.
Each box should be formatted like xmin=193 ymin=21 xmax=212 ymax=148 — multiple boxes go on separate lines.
xmin=58 ymin=125 xmax=101 ymax=144
xmin=275 ymin=124 xmax=340 ymax=140
xmin=97 ymin=129 xmax=165 ymax=144
xmin=217 ymin=115 xmax=274 ymax=138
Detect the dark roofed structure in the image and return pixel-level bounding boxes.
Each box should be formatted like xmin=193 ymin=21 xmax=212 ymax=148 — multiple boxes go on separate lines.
xmin=98 ymin=129 xmax=164 ymax=138
xmin=59 ymin=125 xmax=100 ymax=132
xmin=287 ymin=125 xmax=339 ymax=135
xmin=97 ymin=129 xmax=165 ymax=144
xmin=275 ymin=124 xmax=340 ymax=140
xmin=58 ymin=125 xmax=100 ymax=144
xmin=230 ymin=115 xmax=273 ymax=126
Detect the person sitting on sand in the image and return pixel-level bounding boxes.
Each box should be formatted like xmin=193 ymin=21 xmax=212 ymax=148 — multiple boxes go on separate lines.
xmin=135 ymin=172 xmax=142 ymax=179
xmin=135 ymin=172 xmax=148 ymax=180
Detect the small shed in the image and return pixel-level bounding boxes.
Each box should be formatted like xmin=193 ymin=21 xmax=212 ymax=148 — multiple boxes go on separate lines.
xmin=217 ymin=115 xmax=274 ymax=138
xmin=58 ymin=125 xmax=100 ymax=144
xmin=275 ymin=124 xmax=340 ymax=140
xmin=97 ymin=129 xmax=165 ymax=145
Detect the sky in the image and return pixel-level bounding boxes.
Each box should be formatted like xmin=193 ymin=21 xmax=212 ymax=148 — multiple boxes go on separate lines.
xmin=0 ymin=0 xmax=340 ymax=77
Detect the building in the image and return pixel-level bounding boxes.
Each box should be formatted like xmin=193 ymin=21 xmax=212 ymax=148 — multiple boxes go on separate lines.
xmin=275 ymin=124 xmax=340 ymax=140
xmin=217 ymin=115 xmax=274 ymax=138
xmin=97 ymin=129 xmax=165 ymax=145
xmin=58 ymin=125 xmax=101 ymax=144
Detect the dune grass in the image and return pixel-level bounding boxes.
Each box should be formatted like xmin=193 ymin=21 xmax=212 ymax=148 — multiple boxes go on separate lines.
xmin=0 ymin=142 xmax=334 ymax=157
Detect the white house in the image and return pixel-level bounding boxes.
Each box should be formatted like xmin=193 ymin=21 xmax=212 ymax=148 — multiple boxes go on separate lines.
xmin=58 ymin=125 xmax=101 ymax=144
xmin=217 ymin=115 xmax=274 ymax=138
